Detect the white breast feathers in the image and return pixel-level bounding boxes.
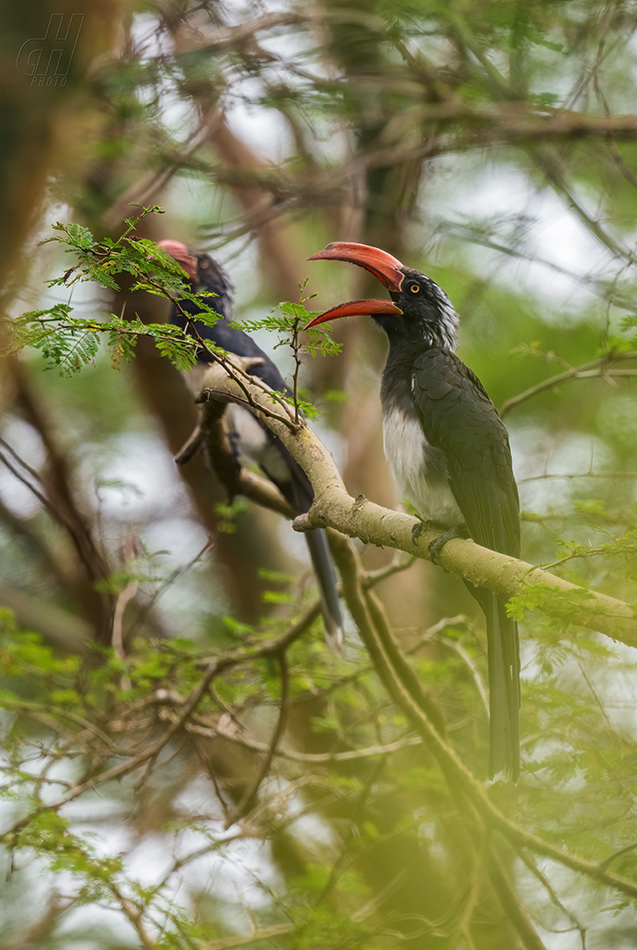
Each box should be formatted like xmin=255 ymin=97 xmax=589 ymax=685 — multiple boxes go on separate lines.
xmin=382 ymin=406 xmax=462 ymax=528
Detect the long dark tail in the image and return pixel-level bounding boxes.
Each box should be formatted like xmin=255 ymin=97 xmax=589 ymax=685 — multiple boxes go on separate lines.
xmin=305 ymin=528 xmax=344 ymax=653
xmin=486 ymin=592 xmax=520 ymax=780
xmin=262 ymin=435 xmax=344 ymax=652
xmin=466 ymin=583 xmax=520 ymax=780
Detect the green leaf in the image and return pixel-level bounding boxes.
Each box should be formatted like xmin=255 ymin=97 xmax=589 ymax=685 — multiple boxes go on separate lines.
xmin=262 ymin=590 xmax=294 ymax=604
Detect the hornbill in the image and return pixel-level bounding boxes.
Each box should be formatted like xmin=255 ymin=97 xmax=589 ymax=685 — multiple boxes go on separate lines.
xmin=158 ymin=240 xmax=344 ymax=651
xmin=306 ymin=242 xmax=520 ymax=779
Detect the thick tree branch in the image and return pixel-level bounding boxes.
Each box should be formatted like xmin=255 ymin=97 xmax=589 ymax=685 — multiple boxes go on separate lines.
xmin=156 ymin=361 xmax=637 ymax=908
xmin=196 ymin=361 xmax=637 ymax=650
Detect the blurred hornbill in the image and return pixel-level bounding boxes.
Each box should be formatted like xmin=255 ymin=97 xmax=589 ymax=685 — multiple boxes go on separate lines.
xmin=158 ymin=240 xmax=343 ymax=651
xmin=306 ymin=242 xmax=520 ymax=779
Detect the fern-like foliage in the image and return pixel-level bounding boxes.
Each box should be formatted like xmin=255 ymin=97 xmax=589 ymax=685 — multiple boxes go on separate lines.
xmin=6 ymin=209 xmax=231 ymax=376
xmin=7 ymin=210 xmax=326 ymax=424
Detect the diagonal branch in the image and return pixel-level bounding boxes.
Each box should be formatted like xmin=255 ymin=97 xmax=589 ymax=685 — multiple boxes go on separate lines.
xmin=195 ymin=362 xmax=637 ymax=650
xmin=184 ymin=364 xmax=637 ymax=900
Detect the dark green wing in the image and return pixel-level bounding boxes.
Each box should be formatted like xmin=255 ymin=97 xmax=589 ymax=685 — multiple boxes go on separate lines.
xmin=412 ymin=346 xmax=520 ymax=779
xmin=411 ymin=347 xmax=520 ymax=558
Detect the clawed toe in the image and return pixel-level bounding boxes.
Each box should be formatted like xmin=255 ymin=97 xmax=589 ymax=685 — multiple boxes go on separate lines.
xmin=412 ymin=521 xmax=467 ymax=561
xmin=428 ymin=527 xmax=461 ymax=563
xmin=411 ymin=521 xmax=426 ymax=545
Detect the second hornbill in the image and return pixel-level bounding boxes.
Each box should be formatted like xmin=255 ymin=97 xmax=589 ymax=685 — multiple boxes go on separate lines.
xmin=306 ymin=242 xmax=520 ymax=779
xmin=158 ymin=240 xmax=343 ymax=651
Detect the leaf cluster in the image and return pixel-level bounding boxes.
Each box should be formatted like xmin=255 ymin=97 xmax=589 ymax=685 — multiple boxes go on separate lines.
xmin=7 ymin=214 xmax=332 ymax=425
xmin=6 ymin=210 xmax=230 ymax=375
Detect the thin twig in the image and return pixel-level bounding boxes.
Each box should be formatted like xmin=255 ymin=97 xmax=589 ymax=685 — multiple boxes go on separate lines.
xmin=224 ymin=650 xmax=290 ymax=827
xmin=519 ymin=470 xmax=637 ymax=485
xmin=516 ymin=848 xmax=587 ymax=949
xmin=182 ymin=717 xmax=423 ymax=763
xmin=112 ymin=533 xmax=138 ymax=690
xmin=500 ymin=351 xmax=637 ymax=417
xmin=484 ymin=844 xmax=548 ymax=950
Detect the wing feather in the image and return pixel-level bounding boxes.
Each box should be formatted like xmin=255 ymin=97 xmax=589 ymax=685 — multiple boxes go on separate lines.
xmin=412 ymin=348 xmax=520 ymax=558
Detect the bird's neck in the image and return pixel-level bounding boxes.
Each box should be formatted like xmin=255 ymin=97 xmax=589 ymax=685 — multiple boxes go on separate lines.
xmin=372 ymin=314 xmax=458 ymax=353
xmin=380 ymin=344 xmax=418 ymax=414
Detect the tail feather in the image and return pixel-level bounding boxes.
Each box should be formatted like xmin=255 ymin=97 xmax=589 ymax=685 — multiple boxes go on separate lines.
xmin=465 ymin=582 xmax=519 ymax=780
xmin=485 ymin=592 xmax=520 ymax=781
xmin=305 ymin=527 xmax=344 ymax=653
xmin=278 ymin=447 xmax=344 ymax=652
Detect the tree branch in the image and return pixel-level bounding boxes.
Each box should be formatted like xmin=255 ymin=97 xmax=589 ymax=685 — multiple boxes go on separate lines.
xmin=500 ymin=351 xmax=637 ymax=417
xmin=174 ymin=376 xmax=293 ymax=518
xmin=195 ymin=362 xmax=637 ymax=650
xmin=158 ymin=360 xmax=637 ymax=907
xmin=224 ymin=650 xmax=290 ymax=827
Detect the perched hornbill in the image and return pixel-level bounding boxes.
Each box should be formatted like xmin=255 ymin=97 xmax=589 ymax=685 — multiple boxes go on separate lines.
xmin=158 ymin=240 xmax=344 ymax=651
xmin=306 ymin=242 xmax=520 ymax=779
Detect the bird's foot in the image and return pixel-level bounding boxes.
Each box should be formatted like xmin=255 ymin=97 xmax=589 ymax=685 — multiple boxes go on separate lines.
xmin=428 ymin=526 xmax=462 ymax=564
xmin=411 ymin=520 xmax=427 ymax=545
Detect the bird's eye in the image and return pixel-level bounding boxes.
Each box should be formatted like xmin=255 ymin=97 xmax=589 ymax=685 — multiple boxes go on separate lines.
xmin=408 ymin=282 xmax=420 ymax=294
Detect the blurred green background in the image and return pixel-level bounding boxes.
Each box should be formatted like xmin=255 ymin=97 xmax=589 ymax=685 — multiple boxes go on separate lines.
xmin=2 ymin=1 xmax=637 ymax=947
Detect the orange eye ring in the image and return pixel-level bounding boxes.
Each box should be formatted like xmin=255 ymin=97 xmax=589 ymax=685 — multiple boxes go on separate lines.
xmin=409 ymin=282 xmax=420 ymax=293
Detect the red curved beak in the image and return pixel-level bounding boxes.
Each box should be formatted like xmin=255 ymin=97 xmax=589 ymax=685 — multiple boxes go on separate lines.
xmin=305 ymin=242 xmax=405 ymax=329
xmin=305 ymin=298 xmax=403 ymax=328
xmin=308 ymin=242 xmax=405 ymax=290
